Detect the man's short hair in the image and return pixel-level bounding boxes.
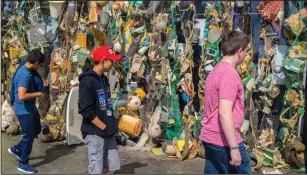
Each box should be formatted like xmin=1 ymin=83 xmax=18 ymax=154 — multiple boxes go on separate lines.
xmin=94 ymin=59 xmax=112 ymax=65
xmin=221 ymin=31 xmax=250 ymax=56
xmin=94 ymin=61 xmax=101 ymax=65
xmin=27 ymin=49 xmax=45 ymax=64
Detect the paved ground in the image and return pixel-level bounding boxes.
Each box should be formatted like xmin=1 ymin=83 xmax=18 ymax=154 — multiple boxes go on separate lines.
xmin=2 ymin=133 xmax=304 ymax=174
xmin=1 ymin=133 xmax=204 ymax=174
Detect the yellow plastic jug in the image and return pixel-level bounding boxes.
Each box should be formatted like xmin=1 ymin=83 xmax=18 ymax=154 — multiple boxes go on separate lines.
xmin=9 ymin=47 xmax=19 ymax=61
xmin=118 ymin=115 xmax=142 ymax=137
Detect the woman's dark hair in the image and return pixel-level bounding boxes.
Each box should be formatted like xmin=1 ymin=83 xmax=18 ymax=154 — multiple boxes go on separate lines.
xmin=27 ymin=49 xmax=45 ymax=64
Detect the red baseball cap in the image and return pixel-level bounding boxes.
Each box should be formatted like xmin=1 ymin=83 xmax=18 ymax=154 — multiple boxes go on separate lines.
xmin=91 ymin=46 xmax=122 ymax=62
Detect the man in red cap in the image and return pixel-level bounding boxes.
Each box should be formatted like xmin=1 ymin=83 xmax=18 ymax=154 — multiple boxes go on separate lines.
xmin=78 ymin=46 xmax=122 ymax=174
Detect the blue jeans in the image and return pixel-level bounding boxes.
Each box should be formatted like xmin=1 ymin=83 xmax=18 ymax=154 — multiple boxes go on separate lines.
xmin=203 ymin=141 xmax=252 ymax=174
xmin=15 ymin=111 xmax=41 ymax=164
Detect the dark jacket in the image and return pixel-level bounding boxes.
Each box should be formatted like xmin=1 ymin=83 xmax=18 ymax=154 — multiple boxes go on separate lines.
xmin=78 ymin=68 xmax=119 ymax=138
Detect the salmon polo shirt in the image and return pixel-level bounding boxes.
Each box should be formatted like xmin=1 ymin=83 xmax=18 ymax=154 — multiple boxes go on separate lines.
xmin=199 ymin=61 xmax=244 ymax=146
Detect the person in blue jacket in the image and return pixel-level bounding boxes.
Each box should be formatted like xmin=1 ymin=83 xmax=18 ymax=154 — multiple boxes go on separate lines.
xmin=78 ymin=46 xmax=122 ymax=174
xmin=8 ymin=49 xmax=45 ymax=174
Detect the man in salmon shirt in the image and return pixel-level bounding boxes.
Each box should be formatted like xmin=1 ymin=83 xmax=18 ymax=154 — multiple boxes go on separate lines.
xmin=199 ymin=30 xmax=251 ymax=174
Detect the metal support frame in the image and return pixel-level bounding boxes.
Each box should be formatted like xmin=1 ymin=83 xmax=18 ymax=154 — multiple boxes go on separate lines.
xmin=304 ymin=70 xmax=307 ymax=173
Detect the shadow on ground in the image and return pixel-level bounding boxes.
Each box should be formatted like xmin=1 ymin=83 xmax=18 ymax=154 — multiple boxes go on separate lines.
xmin=114 ymin=162 xmax=148 ymax=174
xmin=30 ymin=144 xmax=77 ymax=168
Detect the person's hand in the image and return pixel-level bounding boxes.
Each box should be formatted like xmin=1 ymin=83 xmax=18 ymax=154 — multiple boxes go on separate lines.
xmin=38 ymin=92 xmax=44 ymax=98
xmin=230 ymin=149 xmax=242 ymax=167
xmin=101 ymin=123 xmax=106 ymax=131
xmin=43 ymin=79 xmax=49 ymax=87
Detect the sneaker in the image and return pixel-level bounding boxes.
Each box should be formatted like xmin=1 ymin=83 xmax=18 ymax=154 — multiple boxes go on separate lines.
xmin=17 ymin=163 xmax=37 ymax=174
xmin=8 ymin=146 xmax=21 ymax=160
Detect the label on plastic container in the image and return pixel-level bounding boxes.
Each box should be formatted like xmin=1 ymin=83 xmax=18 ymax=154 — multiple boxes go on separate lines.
xmin=9 ymin=48 xmax=19 ymax=60
xmin=72 ymin=55 xmax=78 ymax=62
xmin=263 ymin=106 xmax=271 ymax=114
xmin=76 ymin=33 xmax=87 ymax=50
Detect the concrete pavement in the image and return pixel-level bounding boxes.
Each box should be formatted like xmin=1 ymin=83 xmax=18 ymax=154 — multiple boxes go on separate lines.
xmin=2 ymin=133 xmax=303 ymax=174
xmin=1 ymin=133 xmax=204 ymax=174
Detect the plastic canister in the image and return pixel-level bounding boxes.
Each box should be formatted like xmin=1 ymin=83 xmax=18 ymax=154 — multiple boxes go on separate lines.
xmin=118 ymin=115 xmax=142 ymax=137
xmin=49 ymin=1 xmax=65 ymax=19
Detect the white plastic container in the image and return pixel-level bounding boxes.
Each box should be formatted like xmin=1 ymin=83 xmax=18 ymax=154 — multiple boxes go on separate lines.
xmin=49 ymin=1 xmax=65 ymax=19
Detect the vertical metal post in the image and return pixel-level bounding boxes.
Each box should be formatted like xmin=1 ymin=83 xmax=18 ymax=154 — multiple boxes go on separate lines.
xmin=304 ymin=66 xmax=307 ymax=173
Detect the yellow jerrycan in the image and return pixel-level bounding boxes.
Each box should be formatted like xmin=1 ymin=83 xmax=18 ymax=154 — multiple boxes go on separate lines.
xmin=118 ymin=115 xmax=142 ymax=137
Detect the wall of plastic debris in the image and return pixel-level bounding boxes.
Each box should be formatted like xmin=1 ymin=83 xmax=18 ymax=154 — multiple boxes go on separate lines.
xmin=1 ymin=0 xmax=307 ymax=172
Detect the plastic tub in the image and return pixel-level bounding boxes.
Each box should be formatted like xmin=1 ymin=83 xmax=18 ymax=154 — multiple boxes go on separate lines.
xmin=49 ymin=1 xmax=65 ymax=19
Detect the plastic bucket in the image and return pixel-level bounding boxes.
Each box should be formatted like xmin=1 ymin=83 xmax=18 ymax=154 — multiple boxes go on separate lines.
xmin=118 ymin=115 xmax=142 ymax=137
xmin=49 ymin=1 xmax=65 ymax=19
